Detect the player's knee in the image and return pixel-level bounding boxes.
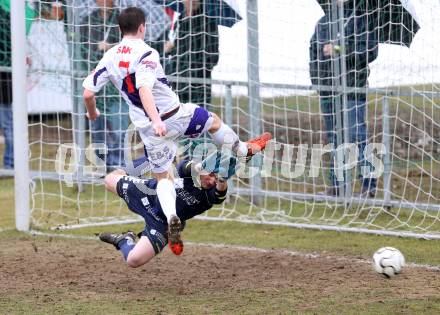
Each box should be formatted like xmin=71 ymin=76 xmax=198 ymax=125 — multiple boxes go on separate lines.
xmin=104 ymin=174 xmax=117 ymax=192
xmin=208 ymin=112 xmax=222 ymax=132
xmin=126 ymin=254 xmax=151 ymax=268
xmin=104 ymin=174 xmax=113 ymax=190
xmin=126 ymin=256 xmax=143 ymax=268
xmin=104 ymin=175 xmax=111 ymax=189
xmin=104 ymin=170 xmax=125 ymax=192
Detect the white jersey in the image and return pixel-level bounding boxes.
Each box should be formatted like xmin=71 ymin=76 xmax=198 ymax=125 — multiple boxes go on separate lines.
xmin=83 ymin=38 xmax=179 ymax=128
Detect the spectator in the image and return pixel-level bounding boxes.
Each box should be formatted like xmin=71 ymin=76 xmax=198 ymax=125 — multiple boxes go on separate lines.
xmin=0 ymin=0 xmax=35 ymax=169
xmin=77 ymin=0 xmax=170 ymax=57
xmin=166 ymin=0 xmax=219 ymax=109
xmin=309 ymin=0 xmax=379 ymax=197
xmin=27 ymin=0 xmax=72 ymax=113
xmin=80 ymin=0 xmax=128 ymax=169
xmin=36 ymin=0 xmax=64 ymax=20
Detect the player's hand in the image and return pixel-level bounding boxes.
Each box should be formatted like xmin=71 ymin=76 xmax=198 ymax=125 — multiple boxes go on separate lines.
xmin=164 ymin=41 xmax=175 ymax=53
xmin=153 ymin=120 xmax=167 ymax=137
xmin=86 ymin=108 xmax=100 ymax=121
xmin=323 ymin=43 xmax=333 ymax=57
xmin=216 ymin=177 xmax=228 ymax=192
xmin=98 ymin=41 xmax=111 ymax=52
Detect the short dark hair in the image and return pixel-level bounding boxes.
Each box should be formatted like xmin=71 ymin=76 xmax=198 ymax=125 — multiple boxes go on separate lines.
xmin=118 ymin=7 xmax=146 ymax=36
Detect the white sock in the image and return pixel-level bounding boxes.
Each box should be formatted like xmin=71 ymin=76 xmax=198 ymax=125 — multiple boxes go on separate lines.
xmin=156 ymin=179 xmax=177 ymax=223
xmin=210 ymin=123 xmax=248 ymax=157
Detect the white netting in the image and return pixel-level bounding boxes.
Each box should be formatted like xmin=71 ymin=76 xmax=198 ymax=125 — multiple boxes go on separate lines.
xmin=2 ymin=0 xmax=439 ymax=237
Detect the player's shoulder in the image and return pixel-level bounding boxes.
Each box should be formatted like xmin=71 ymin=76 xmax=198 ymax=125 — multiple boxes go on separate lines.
xmin=137 ymin=43 xmax=159 ymax=63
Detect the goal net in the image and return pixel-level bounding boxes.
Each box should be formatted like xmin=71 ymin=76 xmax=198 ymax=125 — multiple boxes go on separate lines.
xmin=2 ymin=0 xmax=440 ymax=238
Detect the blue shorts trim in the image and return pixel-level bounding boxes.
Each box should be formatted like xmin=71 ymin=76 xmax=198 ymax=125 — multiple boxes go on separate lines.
xmin=184 ymin=106 xmax=210 ymax=136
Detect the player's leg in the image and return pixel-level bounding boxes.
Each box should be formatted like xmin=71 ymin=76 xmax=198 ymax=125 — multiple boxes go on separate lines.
xmin=104 ymin=165 xmax=179 ymax=228
xmin=100 ymin=172 xmax=171 ymax=264
xmin=139 ymin=135 xmax=178 ymax=223
xmin=208 ymin=112 xmax=271 ymax=158
xmin=154 ymin=170 xmax=177 ymax=224
xmin=99 ymin=232 xmax=156 ymax=267
xmin=207 ymin=112 xmax=248 ymax=156
xmin=140 ymin=135 xmax=183 ymax=255
xmin=154 ymin=171 xmax=183 ymax=255
xmin=104 ymin=169 xmax=127 ymax=194
xmin=175 ymin=103 xmax=271 ymax=158
xmin=99 ymin=231 xmax=137 ymax=261
xmin=154 ymin=170 xmax=183 ymax=255
xmin=125 ymin=236 xmax=156 ymax=267
xmin=137 ymin=135 xmax=177 ymax=222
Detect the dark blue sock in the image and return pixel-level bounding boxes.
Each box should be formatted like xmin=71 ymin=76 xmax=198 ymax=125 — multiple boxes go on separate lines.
xmin=118 ymin=238 xmax=136 ymax=261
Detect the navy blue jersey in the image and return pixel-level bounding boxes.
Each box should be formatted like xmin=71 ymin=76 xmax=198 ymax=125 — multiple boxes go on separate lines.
xmin=116 ymin=164 xmax=227 ymax=223
xmin=115 ymin=159 xmax=227 ymax=253
xmin=175 ymin=159 xmax=227 ymax=220
xmin=117 ymin=160 xmax=226 ymax=221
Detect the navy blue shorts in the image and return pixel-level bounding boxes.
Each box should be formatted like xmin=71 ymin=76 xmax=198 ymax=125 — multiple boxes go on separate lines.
xmin=116 ymin=176 xmax=168 ymax=254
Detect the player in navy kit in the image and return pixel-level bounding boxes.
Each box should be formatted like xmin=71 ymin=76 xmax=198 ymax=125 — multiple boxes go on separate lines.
xmin=98 ymin=151 xmax=243 ymax=267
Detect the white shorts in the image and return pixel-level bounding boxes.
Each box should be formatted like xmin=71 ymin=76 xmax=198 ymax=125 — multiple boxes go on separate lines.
xmin=139 ymin=103 xmax=214 ymax=173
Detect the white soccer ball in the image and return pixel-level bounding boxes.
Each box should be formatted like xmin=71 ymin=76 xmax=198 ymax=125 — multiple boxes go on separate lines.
xmin=372 ymin=247 xmax=405 ymax=278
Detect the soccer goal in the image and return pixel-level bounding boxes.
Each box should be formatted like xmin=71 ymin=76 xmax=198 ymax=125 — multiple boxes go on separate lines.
xmin=4 ymin=0 xmax=440 ymax=239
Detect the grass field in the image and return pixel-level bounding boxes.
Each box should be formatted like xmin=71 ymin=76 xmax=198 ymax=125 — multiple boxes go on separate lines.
xmin=1 ymin=177 xmax=440 ymax=314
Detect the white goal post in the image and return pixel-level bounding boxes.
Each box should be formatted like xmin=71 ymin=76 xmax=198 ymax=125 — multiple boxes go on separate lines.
xmin=3 ymin=0 xmax=440 ymax=239
xmin=11 ymin=0 xmax=30 ymax=231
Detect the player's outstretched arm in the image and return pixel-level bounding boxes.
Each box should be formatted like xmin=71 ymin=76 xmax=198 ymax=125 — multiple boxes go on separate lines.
xmin=104 ymin=169 xmax=127 ymax=194
xmin=139 ymin=86 xmax=166 ymax=136
xmin=216 ymin=177 xmax=228 ymax=192
xmin=83 ymin=88 xmax=100 ymax=120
